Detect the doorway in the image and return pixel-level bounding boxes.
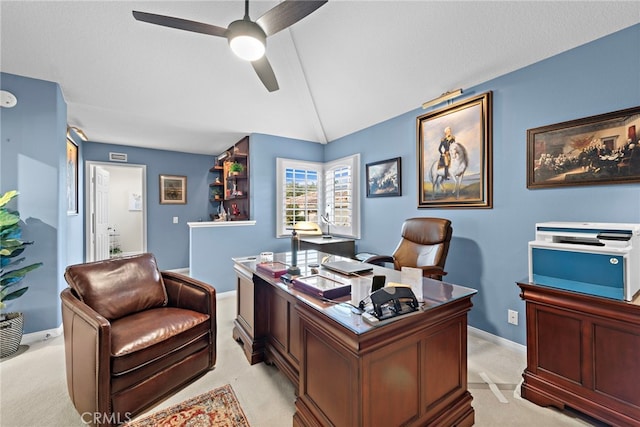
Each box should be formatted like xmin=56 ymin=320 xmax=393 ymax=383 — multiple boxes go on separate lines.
xmin=85 ymin=161 xmax=147 ymax=262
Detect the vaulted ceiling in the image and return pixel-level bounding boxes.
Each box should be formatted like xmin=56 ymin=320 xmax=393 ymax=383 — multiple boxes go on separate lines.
xmin=2 ymin=1 xmax=638 ymax=155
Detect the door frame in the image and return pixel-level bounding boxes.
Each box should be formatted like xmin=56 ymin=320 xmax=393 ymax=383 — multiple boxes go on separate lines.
xmin=85 ymin=161 xmax=147 ymax=262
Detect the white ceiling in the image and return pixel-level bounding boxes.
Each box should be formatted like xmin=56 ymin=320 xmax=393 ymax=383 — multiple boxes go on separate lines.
xmin=2 ymin=1 xmax=639 ymax=155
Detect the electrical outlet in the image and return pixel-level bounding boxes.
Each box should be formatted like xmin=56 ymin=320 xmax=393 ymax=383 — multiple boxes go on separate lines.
xmin=173 ymin=216 xmax=179 ymax=224
xmin=508 ymin=309 xmax=518 ymax=325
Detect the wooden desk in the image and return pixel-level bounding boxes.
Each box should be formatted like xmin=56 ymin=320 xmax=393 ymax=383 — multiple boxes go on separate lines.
xmin=233 ymin=251 xmax=477 ymax=426
xmin=518 ymin=282 xmax=640 ymax=426
xmin=299 ymin=236 xmax=355 ymax=258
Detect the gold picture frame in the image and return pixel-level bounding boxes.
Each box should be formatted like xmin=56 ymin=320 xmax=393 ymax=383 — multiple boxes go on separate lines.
xmin=159 ymin=174 xmax=187 ymax=204
xmin=417 ymin=91 xmax=493 ymax=208
xmin=527 ymin=106 xmax=640 ymax=188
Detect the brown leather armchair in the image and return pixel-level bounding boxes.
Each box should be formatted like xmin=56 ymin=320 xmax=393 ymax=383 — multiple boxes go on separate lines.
xmin=61 ymin=253 xmax=216 ymax=426
xmin=363 ymin=217 xmax=452 ymax=280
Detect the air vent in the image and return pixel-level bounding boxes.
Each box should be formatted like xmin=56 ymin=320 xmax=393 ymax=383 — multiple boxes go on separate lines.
xmin=109 ymin=152 xmax=128 ymax=162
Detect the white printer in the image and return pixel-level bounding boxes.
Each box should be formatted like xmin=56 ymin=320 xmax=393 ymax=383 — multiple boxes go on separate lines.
xmin=528 ymin=222 xmax=640 ymax=301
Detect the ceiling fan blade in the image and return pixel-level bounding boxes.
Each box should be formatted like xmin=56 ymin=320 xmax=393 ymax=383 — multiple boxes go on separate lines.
xmin=132 ymin=11 xmax=227 ymax=37
xmin=256 ymin=0 xmax=327 ymax=37
xmin=251 ymin=57 xmax=279 ymax=92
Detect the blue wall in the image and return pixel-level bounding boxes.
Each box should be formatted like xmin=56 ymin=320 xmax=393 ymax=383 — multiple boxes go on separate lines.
xmin=2 ymin=24 xmax=639 ymax=344
xmin=83 ymin=143 xmax=213 ymax=270
xmin=189 ymin=133 xmax=324 ymax=292
xmin=324 ymin=24 xmax=640 ymax=344
xmin=0 ymin=72 xmax=78 ymax=334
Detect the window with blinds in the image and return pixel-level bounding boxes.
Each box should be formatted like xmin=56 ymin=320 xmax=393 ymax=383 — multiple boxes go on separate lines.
xmin=284 ymin=167 xmax=319 ymax=228
xmin=276 ymin=155 xmax=360 ymax=239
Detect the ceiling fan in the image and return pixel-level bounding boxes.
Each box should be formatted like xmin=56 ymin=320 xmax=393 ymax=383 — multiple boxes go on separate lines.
xmin=133 ymin=0 xmax=327 ymax=92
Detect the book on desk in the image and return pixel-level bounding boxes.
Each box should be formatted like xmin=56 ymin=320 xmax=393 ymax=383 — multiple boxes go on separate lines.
xmin=291 ymin=274 xmax=351 ymax=299
xmin=256 ymin=261 xmax=289 ymax=278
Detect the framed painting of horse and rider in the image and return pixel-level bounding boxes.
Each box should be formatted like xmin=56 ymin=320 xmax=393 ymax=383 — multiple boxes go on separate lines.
xmin=417 ymin=91 xmax=493 ymax=208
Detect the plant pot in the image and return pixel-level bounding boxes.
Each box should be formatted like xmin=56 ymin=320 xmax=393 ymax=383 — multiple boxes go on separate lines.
xmin=0 ymin=312 xmax=24 ymax=358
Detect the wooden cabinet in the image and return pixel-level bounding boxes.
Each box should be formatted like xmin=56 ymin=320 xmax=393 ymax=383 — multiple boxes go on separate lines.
xmin=210 ymin=136 xmax=250 ymax=221
xmin=299 ymin=236 xmax=355 ymax=258
xmin=518 ymin=282 xmax=640 ymax=427
xmin=233 ymin=254 xmax=477 ymax=427
xmin=232 ymin=264 xmax=267 ymax=364
xmin=293 ymin=299 xmax=474 ymax=427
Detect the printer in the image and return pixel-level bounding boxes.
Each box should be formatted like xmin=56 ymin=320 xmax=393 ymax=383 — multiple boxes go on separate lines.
xmin=528 ymin=222 xmax=640 ymax=301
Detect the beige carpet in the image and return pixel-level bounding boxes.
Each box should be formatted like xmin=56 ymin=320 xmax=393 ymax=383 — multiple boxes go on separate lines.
xmin=0 ymin=293 xmax=604 ymax=426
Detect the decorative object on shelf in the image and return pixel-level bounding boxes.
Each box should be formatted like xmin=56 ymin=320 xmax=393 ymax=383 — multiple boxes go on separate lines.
xmin=211 ymin=187 xmax=223 ymax=201
xmin=229 ymin=161 xmax=244 ymax=175
xmin=217 ymin=202 xmax=226 ymax=221
xmin=66 ymin=136 xmax=79 ymax=215
xmin=231 ymin=203 xmax=240 ymax=216
xmin=417 ymin=91 xmax=493 ymax=209
xmin=0 ymin=190 xmax=43 ymax=358
xmin=527 ymin=105 xmax=640 ymax=189
xmin=159 ymin=174 xmax=187 ymax=204
xmin=366 ymin=157 xmax=402 ymax=198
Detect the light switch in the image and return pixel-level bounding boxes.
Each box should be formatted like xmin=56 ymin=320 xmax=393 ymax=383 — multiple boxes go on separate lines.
xmin=173 ymin=216 xmax=178 ymax=224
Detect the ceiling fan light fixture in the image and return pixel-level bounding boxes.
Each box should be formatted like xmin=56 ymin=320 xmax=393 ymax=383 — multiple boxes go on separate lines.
xmin=227 ymin=20 xmax=266 ymax=61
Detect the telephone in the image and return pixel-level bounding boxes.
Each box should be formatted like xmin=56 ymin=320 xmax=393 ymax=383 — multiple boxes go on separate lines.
xmin=366 ymin=286 xmax=419 ymax=322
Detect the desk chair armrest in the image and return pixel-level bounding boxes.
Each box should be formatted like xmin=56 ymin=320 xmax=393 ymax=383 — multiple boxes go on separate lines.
xmin=363 ymin=255 xmax=395 ymax=266
xmin=419 ymin=266 xmax=447 ymax=279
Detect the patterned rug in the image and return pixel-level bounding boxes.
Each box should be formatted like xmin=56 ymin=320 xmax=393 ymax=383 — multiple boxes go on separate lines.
xmin=124 ymin=384 xmax=250 ymax=427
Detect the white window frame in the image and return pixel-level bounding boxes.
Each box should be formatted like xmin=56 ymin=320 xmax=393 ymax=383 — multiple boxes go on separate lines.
xmin=323 ymin=154 xmax=360 ymax=239
xmin=276 ymin=158 xmax=322 ymax=238
xmin=276 ymin=154 xmax=360 ymax=239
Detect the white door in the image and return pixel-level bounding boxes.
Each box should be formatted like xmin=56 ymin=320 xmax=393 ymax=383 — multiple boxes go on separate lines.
xmin=89 ymin=165 xmax=110 ymax=261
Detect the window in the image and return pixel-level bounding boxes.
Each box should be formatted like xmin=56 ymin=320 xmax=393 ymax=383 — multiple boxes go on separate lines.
xmin=276 ymin=154 xmax=360 ymax=238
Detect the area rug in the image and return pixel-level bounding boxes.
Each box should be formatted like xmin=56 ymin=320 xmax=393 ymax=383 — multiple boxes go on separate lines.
xmin=124 ymin=384 xmax=250 ymax=427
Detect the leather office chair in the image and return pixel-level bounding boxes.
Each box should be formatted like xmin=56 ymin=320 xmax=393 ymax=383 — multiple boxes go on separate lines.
xmin=61 ymin=253 xmax=216 ymax=426
xmin=363 ymin=217 xmax=452 ymax=280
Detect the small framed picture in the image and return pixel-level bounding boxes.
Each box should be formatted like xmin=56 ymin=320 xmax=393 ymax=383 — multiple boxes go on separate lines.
xmin=366 ymin=157 xmax=401 ymax=197
xmin=159 ymin=174 xmax=187 ymax=204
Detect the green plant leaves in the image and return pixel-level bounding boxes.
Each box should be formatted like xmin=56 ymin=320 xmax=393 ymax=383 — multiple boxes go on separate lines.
xmin=1 ymin=190 xmax=42 ymax=309
xmin=0 ymin=190 xmax=18 ymax=208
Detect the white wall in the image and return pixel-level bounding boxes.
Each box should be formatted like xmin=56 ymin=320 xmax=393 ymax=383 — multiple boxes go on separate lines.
xmin=103 ymin=164 xmax=143 ymax=255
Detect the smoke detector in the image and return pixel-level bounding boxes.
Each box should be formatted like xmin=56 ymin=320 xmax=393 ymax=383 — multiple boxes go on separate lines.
xmin=0 ymin=90 xmax=18 ymax=108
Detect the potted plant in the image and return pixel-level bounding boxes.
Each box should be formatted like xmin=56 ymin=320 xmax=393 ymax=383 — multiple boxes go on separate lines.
xmin=229 ymin=161 xmax=244 ymax=176
xmin=0 ymin=190 xmax=43 ymax=358
xmin=211 ymin=187 xmax=223 ymax=201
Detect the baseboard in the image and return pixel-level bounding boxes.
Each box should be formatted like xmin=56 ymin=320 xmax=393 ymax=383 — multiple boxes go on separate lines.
xmin=21 ymin=324 xmax=63 ymax=345
xmin=468 ymin=325 xmax=526 ymax=354
xmin=217 ymin=290 xmax=237 ymax=300
xmin=166 ymin=267 xmax=190 ymax=275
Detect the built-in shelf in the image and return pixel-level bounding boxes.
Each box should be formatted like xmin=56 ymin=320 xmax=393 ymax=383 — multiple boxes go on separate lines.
xmin=209 ymin=136 xmax=250 ymax=221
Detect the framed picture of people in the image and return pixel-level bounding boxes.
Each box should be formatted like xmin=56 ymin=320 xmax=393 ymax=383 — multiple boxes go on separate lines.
xmin=527 ymin=106 xmax=640 ymax=189
xmin=417 ymin=91 xmax=493 ymax=208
